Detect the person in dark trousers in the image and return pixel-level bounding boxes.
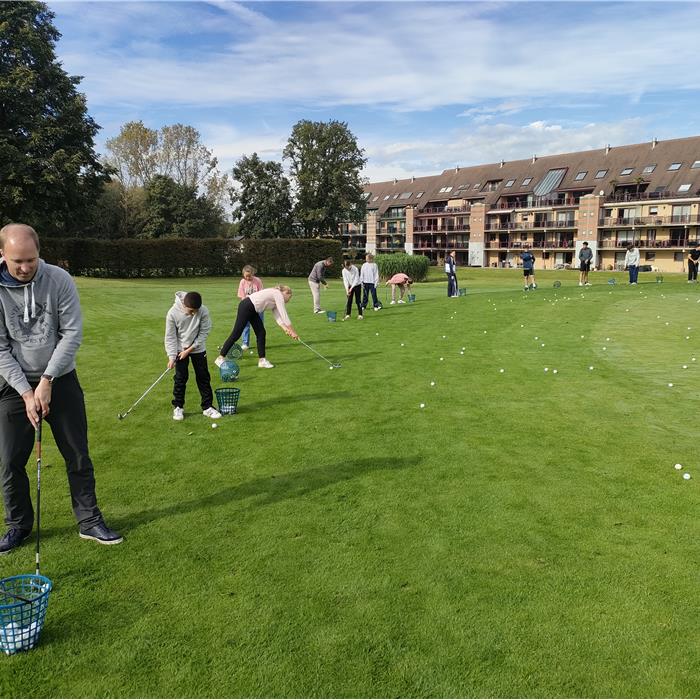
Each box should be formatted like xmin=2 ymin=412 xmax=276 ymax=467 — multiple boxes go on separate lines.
xmin=360 ymin=253 xmax=382 ymax=311
xmin=216 ymin=286 xmax=299 ymax=370
xmin=308 ymin=258 xmax=333 ymax=314
xmin=624 ymin=243 xmax=640 ymax=285
xmin=342 ymin=259 xmax=363 ymax=320
xmin=0 ymin=223 xmax=122 ymax=554
xmin=165 ymin=291 xmax=221 ymax=422
xmin=687 ymin=244 xmax=699 ymax=283
xmin=578 ymin=241 xmax=593 ymax=286
xmin=445 ymin=250 xmax=458 ymax=297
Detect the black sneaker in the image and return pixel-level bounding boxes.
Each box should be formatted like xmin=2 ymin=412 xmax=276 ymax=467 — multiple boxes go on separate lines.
xmin=79 ymin=521 xmax=123 ymax=545
xmin=0 ymin=528 xmax=31 ymax=555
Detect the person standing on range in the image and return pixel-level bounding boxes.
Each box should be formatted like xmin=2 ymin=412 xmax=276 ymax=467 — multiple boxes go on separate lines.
xmin=445 ymin=250 xmax=458 ymax=297
xmin=687 ymin=244 xmax=699 ymax=283
xmin=578 ymin=241 xmax=593 ymax=286
xmin=307 ymin=257 xmax=333 ymax=314
xmin=624 ymin=242 xmax=640 ymax=285
xmin=0 ymin=224 xmax=122 ymax=554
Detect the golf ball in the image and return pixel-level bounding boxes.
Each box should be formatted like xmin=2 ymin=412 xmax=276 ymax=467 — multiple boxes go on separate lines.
xmin=581 ymin=335 xmax=585 ymax=339
xmin=683 ymin=365 xmax=688 ymax=369
xmin=589 ymin=366 xmax=594 ymax=370
xmin=602 ymin=346 xmax=607 ymax=351
xmin=544 ymin=367 xmax=549 ymax=372
xmin=499 ymin=368 xmax=505 ymax=373
xmin=400 ymin=343 xmax=405 ymax=347
xmin=461 ymin=347 xmax=466 ymax=351
xmin=520 ymin=324 xmax=524 ymax=328
xmin=686 ymin=336 xmax=691 ymax=340
xmin=460 ymin=351 xmax=464 ymax=355
xmin=541 ymin=343 xmax=545 ymax=347
xmin=419 ymin=403 xmax=425 ymax=409
xmin=668 ymin=383 xmax=674 ymax=388
xmin=675 ymin=463 xmax=683 ymax=470
xmin=440 ymin=357 xmax=444 ymax=361
xmin=552 ymin=369 xmax=558 ymax=374
xmin=430 ymin=381 xmax=435 ymax=386
xmin=211 ymin=423 xmax=218 ymax=429
xmin=329 ymin=366 xmax=333 ymax=370
xmin=534 ymin=336 xmax=539 ymax=340
xmin=375 ymin=332 xmax=379 ymax=336
xmin=683 ymin=473 xmax=691 ymax=480
xmin=606 ymin=337 xmax=610 ymax=341
xmin=442 ymin=335 xmax=446 ymax=339
xmin=693 ymin=358 xmax=697 ymax=362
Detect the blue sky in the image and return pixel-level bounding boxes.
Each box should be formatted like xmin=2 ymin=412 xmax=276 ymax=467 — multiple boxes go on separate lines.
xmin=49 ymin=0 xmax=700 ymax=184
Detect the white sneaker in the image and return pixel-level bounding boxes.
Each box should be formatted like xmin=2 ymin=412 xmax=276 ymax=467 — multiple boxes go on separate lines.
xmin=578 ymin=282 xmax=584 ymax=286
xmin=374 ymin=306 xmax=381 ymax=311
xmin=398 ymin=299 xmax=406 ymax=304
xmin=240 ymin=344 xmax=249 ymax=351
xmin=202 ymin=407 xmax=222 ymax=419
xmin=358 ymin=315 xmax=363 ymax=320
xmin=314 ymin=309 xmax=324 ymax=314
xmin=258 ymin=358 xmax=274 ymax=369
xmin=173 ymin=407 xmax=184 ymax=421
xmin=390 ymin=300 xmax=396 ymax=305
xmin=585 ymin=282 xmax=592 ymax=286
xmin=344 ymin=314 xmax=350 ymax=320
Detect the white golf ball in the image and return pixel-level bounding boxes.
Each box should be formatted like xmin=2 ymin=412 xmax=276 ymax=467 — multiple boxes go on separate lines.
xmin=552 ymin=369 xmax=558 ymax=374
xmin=460 ymin=351 xmax=464 ymax=355
xmin=581 ymin=335 xmax=585 ymax=339
xmin=693 ymin=358 xmax=697 ymax=362
xmin=683 ymin=365 xmax=688 ymax=369
xmin=541 ymin=343 xmax=545 ymax=347
xmin=606 ymin=337 xmax=610 ymax=341
xmin=329 ymin=366 xmax=333 ymax=370
xmin=534 ymin=336 xmax=539 ymax=340
xmin=688 ymin=327 xmax=692 ymax=330
xmin=686 ymin=336 xmax=691 ymax=340
xmin=668 ymin=383 xmax=674 ymax=388
xmin=683 ymin=473 xmax=691 ymax=480
xmin=461 ymin=347 xmax=466 ymax=351
xmin=666 ymin=322 xmax=669 ymax=326
xmin=442 ymin=335 xmax=446 ymax=339
xmin=430 ymin=381 xmax=435 ymax=386
xmin=440 ymin=357 xmax=444 ymax=361
xmin=400 ymin=343 xmax=404 ymax=347
xmin=419 ymin=403 xmax=425 ymax=409
xmin=589 ymin=366 xmax=594 ymax=370
xmin=675 ymin=463 xmax=683 ymax=470
xmin=520 ymin=324 xmax=524 ymax=328
xmin=657 ymin=316 xmax=660 ymax=319
xmin=499 ymin=368 xmax=505 ymax=373
xmin=375 ymin=332 xmax=379 ymax=336
xmin=483 ymin=330 xmax=487 ymax=334
xmin=602 ymin=346 xmax=607 ymax=351
xmin=544 ymin=367 xmax=549 ymax=372
xmin=211 ymin=423 xmax=218 ymax=429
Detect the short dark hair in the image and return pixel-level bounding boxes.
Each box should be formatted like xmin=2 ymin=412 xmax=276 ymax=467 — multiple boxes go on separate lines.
xmin=582 ymin=241 xmax=589 ymax=246
xmin=183 ymin=291 xmax=202 ymax=309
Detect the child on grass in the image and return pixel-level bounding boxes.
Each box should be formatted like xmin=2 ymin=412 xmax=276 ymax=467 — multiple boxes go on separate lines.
xmin=386 ymin=273 xmax=413 ymax=304
xmin=342 ymin=259 xmax=363 ymax=320
xmin=237 ymin=265 xmax=264 ymax=351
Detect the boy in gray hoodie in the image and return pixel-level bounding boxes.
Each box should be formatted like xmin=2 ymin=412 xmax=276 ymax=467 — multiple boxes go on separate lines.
xmin=0 ymin=224 xmax=121 ymax=554
xmin=165 ymin=291 xmax=221 ymax=421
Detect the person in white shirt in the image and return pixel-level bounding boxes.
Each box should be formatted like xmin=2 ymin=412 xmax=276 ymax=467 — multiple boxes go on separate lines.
xmin=342 ymin=259 xmax=363 ymax=320
xmin=216 ymin=286 xmax=298 ymax=369
xmin=624 ymin=243 xmax=640 ymax=285
xmin=359 ymin=253 xmax=381 ymax=311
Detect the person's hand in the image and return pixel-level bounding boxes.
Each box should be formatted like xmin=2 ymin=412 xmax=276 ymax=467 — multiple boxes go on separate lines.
xmin=22 ymin=389 xmax=42 ymax=428
xmin=167 ymin=357 xmax=176 ymax=369
xmin=34 ymin=378 xmax=52 ymax=419
xmin=285 ymin=326 xmax=299 ymax=340
xmin=214 ymin=355 xmax=225 ymax=368
xmin=179 ymin=346 xmax=193 ymax=359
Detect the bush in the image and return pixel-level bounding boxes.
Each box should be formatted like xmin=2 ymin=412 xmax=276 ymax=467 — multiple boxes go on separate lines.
xmin=375 ymin=253 xmax=430 ymax=282
xmin=40 ymin=238 xmax=342 ymax=278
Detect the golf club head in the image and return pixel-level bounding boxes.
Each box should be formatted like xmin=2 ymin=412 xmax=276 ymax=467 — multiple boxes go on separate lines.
xmin=117 ymin=413 xmax=126 ymax=420
xmin=332 ymin=363 xmax=342 ymax=369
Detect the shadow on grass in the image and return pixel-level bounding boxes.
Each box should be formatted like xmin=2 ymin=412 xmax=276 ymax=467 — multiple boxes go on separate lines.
xmin=120 ymin=454 xmax=422 ymax=531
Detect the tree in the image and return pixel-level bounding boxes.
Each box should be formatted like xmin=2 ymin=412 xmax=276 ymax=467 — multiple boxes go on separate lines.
xmin=0 ymin=2 xmax=109 ymax=235
xmin=230 ymin=153 xmax=293 ymax=238
xmin=141 ymin=175 xmax=226 ymax=239
xmin=283 ymin=120 xmax=367 ymax=237
xmin=104 ymin=121 xmax=159 ymax=189
xmin=159 ymin=123 xmax=217 ymax=190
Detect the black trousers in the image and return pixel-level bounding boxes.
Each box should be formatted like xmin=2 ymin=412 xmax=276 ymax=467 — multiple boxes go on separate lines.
xmin=447 ymin=273 xmax=458 ymax=297
xmin=345 ymin=285 xmax=362 ymax=316
xmin=221 ymin=298 xmax=266 ymax=358
xmin=0 ymin=370 xmax=103 ymax=531
xmin=172 ymin=351 xmax=213 ymax=410
xmin=689 ymin=260 xmax=698 ymax=281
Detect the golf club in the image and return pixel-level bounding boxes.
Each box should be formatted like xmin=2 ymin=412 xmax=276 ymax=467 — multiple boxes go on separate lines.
xmin=117 ymin=367 xmax=171 ymax=419
xmin=35 ymin=413 xmax=42 ymax=576
xmin=297 ymin=338 xmax=342 ymax=368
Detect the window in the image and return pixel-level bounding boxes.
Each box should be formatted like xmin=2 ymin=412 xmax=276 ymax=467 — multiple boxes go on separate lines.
xmin=594 ymin=169 xmax=608 ymax=179
xmin=534 ymin=168 xmax=566 ymax=196
xmin=456 ymin=183 xmax=469 ymax=191
xmin=668 ymin=162 xmax=682 ymax=171
xmin=383 ymin=195 xmax=390 ymax=200
xmin=416 ymin=192 xmax=424 ymax=198
xmin=675 ymin=252 xmax=684 ymax=262
xmin=692 ymin=160 xmax=700 ymax=169
xmin=399 ymin=192 xmax=412 ymax=199
xmin=392 ymin=194 xmax=399 ymax=199
xmin=505 ymin=179 xmax=516 ymax=187
xmin=362 ymin=192 xmax=370 ymax=200
xmin=645 ymin=251 xmax=656 ymax=261
xmin=575 ymin=171 xmax=587 ymax=181
xmin=649 ymin=206 xmax=658 ymax=215
xmin=643 ymin=164 xmax=656 ymax=174
xmin=620 ymin=167 xmax=634 ymax=176
xmin=372 ymin=196 xmax=379 ymax=202
xmin=473 ymin=183 xmax=481 ymax=190
xmin=678 ymin=184 xmax=692 ymax=192
xmin=438 ymin=186 xmax=453 ymax=193
xmin=483 ymin=180 xmax=501 ymax=192
xmin=522 ymin=177 xmax=533 ymax=186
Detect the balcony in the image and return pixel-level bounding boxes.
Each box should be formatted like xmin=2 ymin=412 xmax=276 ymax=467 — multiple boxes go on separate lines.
xmin=599 ymin=238 xmax=693 ymax=249
xmin=413 ymin=224 xmax=469 ymax=233
xmin=490 ymin=196 xmax=581 ymax=211
xmin=599 ymin=215 xmax=700 ymax=227
xmin=486 ymin=237 xmax=574 ymax=249
xmin=605 ymin=190 xmax=699 ymax=203
xmin=485 ymin=220 xmax=576 ymax=231
xmin=415 ymin=205 xmax=471 ymax=216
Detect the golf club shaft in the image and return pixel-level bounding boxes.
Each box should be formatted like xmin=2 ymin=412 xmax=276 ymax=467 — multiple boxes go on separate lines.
xmin=119 ymin=367 xmax=171 ymax=418
xmin=36 ymin=415 xmax=42 ymax=576
xmin=2 ymin=590 xmax=34 ymax=604
xmin=298 ymin=338 xmax=336 ymax=366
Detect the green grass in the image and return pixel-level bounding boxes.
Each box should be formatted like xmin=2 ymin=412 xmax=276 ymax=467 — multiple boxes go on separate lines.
xmin=1 ymin=268 xmax=699 ymax=697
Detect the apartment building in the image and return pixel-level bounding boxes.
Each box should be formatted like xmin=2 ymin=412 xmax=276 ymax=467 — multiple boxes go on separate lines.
xmin=341 ymin=135 xmax=700 ymax=273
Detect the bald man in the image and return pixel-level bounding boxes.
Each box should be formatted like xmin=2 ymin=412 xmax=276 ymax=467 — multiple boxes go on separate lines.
xmin=0 ymin=224 xmax=122 ymax=554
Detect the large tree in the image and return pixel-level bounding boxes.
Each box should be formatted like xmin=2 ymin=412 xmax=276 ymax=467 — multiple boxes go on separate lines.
xmin=283 ymin=120 xmax=367 ymax=237
xmin=0 ymin=2 xmax=109 ymax=235
xmin=104 ymin=121 xmax=159 ymax=189
xmin=230 ymin=153 xmax=292 ymax=238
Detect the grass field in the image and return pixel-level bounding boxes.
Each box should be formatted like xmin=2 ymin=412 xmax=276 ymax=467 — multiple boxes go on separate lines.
xmin=1 ymin=267 xmax=699 ymax=698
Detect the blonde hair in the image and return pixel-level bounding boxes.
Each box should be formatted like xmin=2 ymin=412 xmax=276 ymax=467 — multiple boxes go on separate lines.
xmin=276 ymin=284 xmax=292 ymax=296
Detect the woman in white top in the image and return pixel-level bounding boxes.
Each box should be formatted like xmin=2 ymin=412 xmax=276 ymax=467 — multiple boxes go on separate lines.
xmin=342 ymin=259 xmax=363 ymax=320
xmin=216 ymin=286 xmax=298 ymax=369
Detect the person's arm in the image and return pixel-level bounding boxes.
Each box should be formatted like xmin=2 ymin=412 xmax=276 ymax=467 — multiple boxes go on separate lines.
xmin=0 ymin=315 xmax=31 ymax=397
xmin=191 ymin=306 xmax=212 ymax=352
xmin=342 ymin=269 xmax=351 ymax=294
xmin=237 ymin=279 xmax=246 ymax=300
xmin=270 ymin=292 xmax=298 ymax=339
xmin=165 ymin=311 xmax=179 ymax=368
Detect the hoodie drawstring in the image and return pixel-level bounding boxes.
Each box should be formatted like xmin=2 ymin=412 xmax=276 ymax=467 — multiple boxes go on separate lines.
xmin=22 ymin=282 xmax=36 ymax=323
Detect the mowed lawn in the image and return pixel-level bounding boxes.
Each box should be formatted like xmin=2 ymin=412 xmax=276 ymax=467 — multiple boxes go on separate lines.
xmin=1 ymin=267 xmax=699 ymax=698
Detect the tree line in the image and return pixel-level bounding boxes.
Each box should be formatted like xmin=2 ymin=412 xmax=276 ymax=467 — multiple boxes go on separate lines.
xmin=0 ymin=2 xmax=368 ymax=240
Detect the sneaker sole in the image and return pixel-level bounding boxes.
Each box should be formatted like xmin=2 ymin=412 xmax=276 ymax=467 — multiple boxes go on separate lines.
xmin=79 ymin=533 xmax=124 ymax=545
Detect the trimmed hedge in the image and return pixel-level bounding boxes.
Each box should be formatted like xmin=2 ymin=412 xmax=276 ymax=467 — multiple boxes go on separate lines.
xmin=39 ymin=238 xmax=342 ymax=278
xmin=375 ymin=253 xmax=430 ymax=282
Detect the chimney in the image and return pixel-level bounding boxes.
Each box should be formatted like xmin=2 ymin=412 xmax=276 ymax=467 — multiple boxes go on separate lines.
xmin=532 ymin=155 xmax=537 ymax=164
xmin=500 ymin=160 xmax=505 ymax=168
xmin=393 ymin=178 xmax=397 ymax=184
xmin=652 ymin=137 xmax=658 ymax=149
xmin=411 ymin=176 xmax=415 ymax=183
xmin=605 ymin=144 xmax=611 ymax=155
xmin=455 ymin=167 xmax=460 ymax=173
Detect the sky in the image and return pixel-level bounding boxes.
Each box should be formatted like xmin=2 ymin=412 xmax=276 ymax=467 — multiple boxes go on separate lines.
xmin=48 ymin=0 xmax=700 ymax=185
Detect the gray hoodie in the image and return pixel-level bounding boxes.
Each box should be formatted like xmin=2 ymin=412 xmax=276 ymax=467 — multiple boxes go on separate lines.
xmin=0 ymin=258 xmax=82 ymax=395
xmin=164 ymin=291 xmax=212 ymax=360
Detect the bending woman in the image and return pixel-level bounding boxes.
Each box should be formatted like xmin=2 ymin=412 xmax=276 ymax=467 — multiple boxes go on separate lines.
xmin=217 ymin=285 xmax=298 ymax=369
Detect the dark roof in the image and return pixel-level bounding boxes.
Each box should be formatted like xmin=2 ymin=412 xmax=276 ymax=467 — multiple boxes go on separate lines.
xmin=362 ymin=135 xmax=700 ymax=215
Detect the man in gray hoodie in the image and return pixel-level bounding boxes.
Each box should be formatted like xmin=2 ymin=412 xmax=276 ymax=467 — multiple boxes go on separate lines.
xmin=0 ymin=224 xmax=122 ymax=554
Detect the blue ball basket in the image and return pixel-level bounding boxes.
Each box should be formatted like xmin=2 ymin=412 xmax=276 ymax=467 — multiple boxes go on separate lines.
xmin=0 ymin=574 xmax=52 ymax=655
xmin=326 ymin=311 xmax=337 ymax=322
xmin=219 ymin=360 xmax=240 ymax=382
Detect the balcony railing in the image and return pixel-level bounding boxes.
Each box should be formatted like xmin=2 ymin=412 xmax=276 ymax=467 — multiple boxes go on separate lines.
xmin=485 ymin=237 xmax=574 ymax=249
xmin=490 ymin=196 xmax=582 ymax=210
xmin=485 ymin=220 xmax=576 ymax=231
xmin=599 ymin=215 xmax=700 ymax=227
xmin=599 ymin=238 xmax=692 ymax=249
xmin=413 ymin=224 xmax=470 ymax=232
xmin=415 ymin=205 xmax=471 ymax=215
xmin=605 ymin=191 xmax=699 ymax=203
